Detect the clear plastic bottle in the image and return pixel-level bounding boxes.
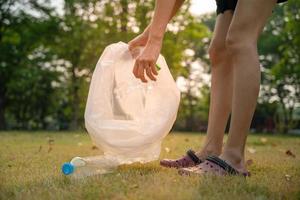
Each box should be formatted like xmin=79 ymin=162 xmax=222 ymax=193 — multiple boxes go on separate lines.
xmin=61 ymin=156 xmax=119 ymax=178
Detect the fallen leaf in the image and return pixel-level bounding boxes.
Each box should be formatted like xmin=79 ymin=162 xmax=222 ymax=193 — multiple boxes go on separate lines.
xmin=271 ymin=143 xmax=277 ymax=147
xmin=260 ymin=137 xmax=268 ymax=144
xmin=246 ymin=159 xmax=254 ymax=166
xmin=91 ymin=145 xmax=98 ymax=150
xmin=165 ymin=147 xmax=170 ymax=153
xmin=286 ymin=150 xmax=296 ymax=158
xmin=47 ymin=137 xmax=54 ymax=145
xmin=37 ymin=145 xmax=42 ymax=153
xmin=184 ymin=138 xmax=189 ymax=142
xmin=9 ymin=156 xmax=16 ymax=161
xmin=130 ymin=184 xmax=139 ymax=189
xmin=285 ymin=174 xmax=291 ymax=181
xmin=247 ymin=147 xmax=256 ymax=154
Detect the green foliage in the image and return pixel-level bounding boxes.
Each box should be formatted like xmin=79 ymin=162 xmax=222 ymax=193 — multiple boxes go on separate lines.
xmin=0 ymin=0 xmax=298 ymax=132
xmin=0 ymin=0 xmax=212 ymax=130
xmin=0 ymin=0 xmax=62 ymax=129
xmin=258 ymin=1 xmax=300 ymax=133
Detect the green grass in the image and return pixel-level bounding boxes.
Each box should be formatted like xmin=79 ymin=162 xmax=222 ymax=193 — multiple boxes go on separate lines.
xmin=0 ymin=131 xmax=300 ymax=200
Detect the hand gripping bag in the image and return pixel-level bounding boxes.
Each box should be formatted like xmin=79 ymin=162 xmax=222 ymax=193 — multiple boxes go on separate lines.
xmin=84 ymin=41 xmax=180 ymax=164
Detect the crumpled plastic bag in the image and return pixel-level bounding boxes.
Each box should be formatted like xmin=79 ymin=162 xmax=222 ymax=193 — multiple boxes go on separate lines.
xmin=84 ymin=41 xmax=180 ymax=165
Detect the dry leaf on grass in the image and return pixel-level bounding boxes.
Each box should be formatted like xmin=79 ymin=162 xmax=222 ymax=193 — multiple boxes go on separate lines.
xmin=260 ymin=137 xmax=268 ymax=144
xmin=91 ymin=145 xmax=98 ymax=150
xmin=246 ymin=159 xmax=254 ymax=166
xmin=130 ymin=184 xmax=139 ymax=189
xmin=47 ymin=137 xmax=54 ymax=145
xmin=285 ymin=174 xmax=291 ymax=181
xmin=37 ymin=145 xmax=42 ymax=153
xmin=47 ymin=137 xmax=54 ymax=153
xmin=165 ymin=147 xmax=170 ymax=153
xmin=271 ymin=143 xmax=277 ymax=147
xmin=286 ymin=150 xmax=296 ymax=158
xmin=9 ymin=156 xmax=16 ymax=161
xmin=247 ymin=147 xmax=256 ymax=154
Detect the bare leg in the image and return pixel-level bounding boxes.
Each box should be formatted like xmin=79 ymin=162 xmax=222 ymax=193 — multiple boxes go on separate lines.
xmin=196 ymin=11 xmax=234 ymax=159
xmin=160 ymin=12 xmax=235 ymax=168
xmin=220 ymin=0 xmax=277 ymax=171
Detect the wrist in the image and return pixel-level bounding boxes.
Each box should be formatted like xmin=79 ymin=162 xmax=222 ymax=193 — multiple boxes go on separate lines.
xmin=148 ymin=33 xmax=164 ymax=43
xmin=142 ymin=27 xmax=150 ymax=37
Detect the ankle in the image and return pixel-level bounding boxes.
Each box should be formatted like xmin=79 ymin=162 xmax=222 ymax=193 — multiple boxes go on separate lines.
xmin=196 ymin=145 xmax=222 ymax=160
xmin=220 ymin=148 xmax=246 ymax=171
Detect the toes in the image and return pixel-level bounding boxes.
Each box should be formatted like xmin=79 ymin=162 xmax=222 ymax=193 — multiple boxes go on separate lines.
xmin=160 ymin=160 xmax=171 ymax=167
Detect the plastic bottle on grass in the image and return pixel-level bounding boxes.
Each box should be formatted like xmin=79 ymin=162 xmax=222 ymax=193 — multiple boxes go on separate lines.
xmin=62 ymin=156 xmax=119 ymax=178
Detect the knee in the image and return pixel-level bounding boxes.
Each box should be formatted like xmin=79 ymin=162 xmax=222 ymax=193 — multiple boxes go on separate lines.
xmin=225 ymin=33 xmax=256 ymax=55
xmin=208 ymin=43 xmax=227 ymax=66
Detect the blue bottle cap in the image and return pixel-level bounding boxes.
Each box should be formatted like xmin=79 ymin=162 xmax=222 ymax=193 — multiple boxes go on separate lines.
xmin=62 ymin=162 xmax=74 ymax=175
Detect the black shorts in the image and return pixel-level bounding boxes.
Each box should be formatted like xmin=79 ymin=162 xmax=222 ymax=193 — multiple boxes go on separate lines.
xmin=216 ymin=0 xmax=288 ymax=15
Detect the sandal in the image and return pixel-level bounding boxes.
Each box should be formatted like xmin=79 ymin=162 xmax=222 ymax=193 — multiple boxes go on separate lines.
xmin=160 ymin=149 xmax=202 ymax=168
xmin=178 ymin=155 xmax=250 ymax=177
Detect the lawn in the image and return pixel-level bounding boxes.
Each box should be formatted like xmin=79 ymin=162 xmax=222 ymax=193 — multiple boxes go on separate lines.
xmin=0 ymin=131 xmax=299 ymax=200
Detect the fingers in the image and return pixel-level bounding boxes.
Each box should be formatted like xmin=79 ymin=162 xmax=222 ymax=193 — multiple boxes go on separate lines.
xmin=138 ymin=61 xmax=147 ymax=83
xmin=133 ymin=59 xmax=158 ymax=82
xmin=145 ymin=64 xmax=156 ymax=81
xmin=149 ymin=61 xmax=158 ymax=76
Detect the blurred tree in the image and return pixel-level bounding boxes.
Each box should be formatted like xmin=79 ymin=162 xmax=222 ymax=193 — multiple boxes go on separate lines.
xmin=54 ymin=0 xmax=210 ymax=130
xmin=54 ymin=0 xmax=141 ymax=129
xmin=258 ymin=1 xmax=300 ymax=133
xmin=2 ymin=0 xmax=297 ymax=133
xmin=0 ymin=0 xmax=61 ymax=129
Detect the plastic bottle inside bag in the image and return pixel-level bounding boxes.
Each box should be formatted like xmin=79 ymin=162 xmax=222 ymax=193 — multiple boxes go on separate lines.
xmin=61 ymin=156 xmax=119 ymax=178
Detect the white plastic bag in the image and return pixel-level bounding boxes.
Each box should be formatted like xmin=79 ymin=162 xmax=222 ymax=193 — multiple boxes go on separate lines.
xmin=84 ymin=41 xmax=180 ymax=164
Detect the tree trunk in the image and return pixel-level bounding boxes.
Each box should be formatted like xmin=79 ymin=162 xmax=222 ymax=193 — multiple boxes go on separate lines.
xmin=185 ymin=67 xmax=195 ymax=131
xmin=69 ymin=66 xmax=80 ymax=130
xmin=280 ymin=101 xmax=289 ymax=134
xmin=0 ymin=89 xmax=6 ymax=130
xmin=120 ymin=0 xmax=128 ymax=33
xmin=185 ymin=91 xmax=195 ymax=131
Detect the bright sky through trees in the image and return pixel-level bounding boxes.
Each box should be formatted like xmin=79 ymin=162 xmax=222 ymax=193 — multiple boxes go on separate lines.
xmin=190 ymin=0 xmax=216 ymax=15
xmin=50 ymin=0 xmax=217 ymax=16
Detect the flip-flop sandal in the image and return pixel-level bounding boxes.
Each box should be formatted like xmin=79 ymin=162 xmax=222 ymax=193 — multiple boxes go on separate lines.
xmin=160 ymin=149 xmax=202 ymax=168
xmin=178 ymin=155 xmax=250 ymax=177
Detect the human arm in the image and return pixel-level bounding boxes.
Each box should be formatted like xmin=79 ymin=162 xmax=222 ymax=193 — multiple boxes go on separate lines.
xmin=129 ymin=0 xmax=185 ymax=82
